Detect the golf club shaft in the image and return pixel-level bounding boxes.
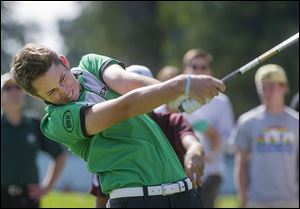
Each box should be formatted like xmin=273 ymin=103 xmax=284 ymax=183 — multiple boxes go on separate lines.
xmin=221 ymin=32 xmax=299 ymax=83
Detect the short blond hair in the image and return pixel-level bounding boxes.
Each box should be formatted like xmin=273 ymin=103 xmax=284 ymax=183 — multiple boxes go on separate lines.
xmin=255 ymin=64 xmax=288 ymax=88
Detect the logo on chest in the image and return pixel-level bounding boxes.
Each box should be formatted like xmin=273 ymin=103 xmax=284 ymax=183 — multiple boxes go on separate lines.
xmin=256 ymin=125 xmax=295 ymax=153
xmin=63 ymin=110 xmax=74 ymax=132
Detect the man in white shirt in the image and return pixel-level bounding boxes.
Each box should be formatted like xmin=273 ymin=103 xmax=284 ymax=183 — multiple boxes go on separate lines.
xmin=182 ymin=49 xmax=235 ymax=208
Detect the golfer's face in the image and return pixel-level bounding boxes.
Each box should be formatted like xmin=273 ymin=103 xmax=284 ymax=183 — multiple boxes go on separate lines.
xmin=32 ymin=63 xmax=81 ymax=105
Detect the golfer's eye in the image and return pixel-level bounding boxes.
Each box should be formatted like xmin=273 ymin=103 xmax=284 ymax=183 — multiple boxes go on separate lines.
xmin=47 ymin=89 xmax=56 ymax=96
xmin=59 ymin=73 xmax=66 ymax=85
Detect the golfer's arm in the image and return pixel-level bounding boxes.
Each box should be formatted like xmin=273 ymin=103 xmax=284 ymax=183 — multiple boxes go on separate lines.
xmin=85 ymin=75 xmax=186 ymax=135
xmin=103 ymin=64 xmax=160 ymax=95
xmin=234 ymin=147 xmax=249 ymax=207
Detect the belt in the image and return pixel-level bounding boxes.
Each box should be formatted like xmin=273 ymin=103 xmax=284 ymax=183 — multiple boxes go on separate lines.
xmin=109 ymin=178 xmax=193 ymax=199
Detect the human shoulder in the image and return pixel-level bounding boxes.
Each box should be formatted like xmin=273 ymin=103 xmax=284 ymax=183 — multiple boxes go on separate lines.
xmin=284 ymin=106 xmax=299 ymax=121
xmin=237 ymin=105 xmax=264 ymax=125
xmin=215 ymin=92 xmax=231 ymax=103
xmin=44 ymin=101 xmax=91 ymax=114
xmin=78 ymin=53 xmax=125 ymax=82
xmin=206 ymin=93 xmax=232 ymax=109
xmin=79 ymin=53 xmax=112 ymax=66
xmin=41 ymin=102 xmax=91 ymax=145
xmin=42 ymin=102 xmax=91 ymax=129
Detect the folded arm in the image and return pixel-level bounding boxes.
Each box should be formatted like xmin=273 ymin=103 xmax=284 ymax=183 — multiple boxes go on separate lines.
xmin=85 ymin=65 xmax=225 ymax=136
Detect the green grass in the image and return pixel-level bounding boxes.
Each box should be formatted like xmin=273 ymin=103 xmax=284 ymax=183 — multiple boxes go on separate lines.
xmin=41 ymin=191 xmax=239 ymax=208
xmin=41 ymin=191 xmax=95 ymax=208
xmin=216 ymin=194 xmax=240 ymax=208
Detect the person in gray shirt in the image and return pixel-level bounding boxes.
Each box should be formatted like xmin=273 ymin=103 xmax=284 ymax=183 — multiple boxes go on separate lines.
xmin=231 ymin=64 xmax=299 ymax=208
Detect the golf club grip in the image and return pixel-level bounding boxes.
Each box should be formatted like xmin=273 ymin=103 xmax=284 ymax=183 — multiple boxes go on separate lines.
xmin=221 ymin=71 xmax=241 ymax=84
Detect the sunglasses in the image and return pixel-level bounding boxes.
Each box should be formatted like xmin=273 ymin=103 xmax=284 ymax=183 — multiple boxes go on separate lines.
xmin=191 ymin=64 xmax=210 ymax=71
xmin=2 ymin=85 xmax=22 ymax=91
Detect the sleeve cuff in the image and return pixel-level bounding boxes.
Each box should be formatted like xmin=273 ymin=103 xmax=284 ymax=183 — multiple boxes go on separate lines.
xmin=80 ymin=105 xmax=93 ymax=137
xmin=99 ymin=59 xmax=126 ymax=84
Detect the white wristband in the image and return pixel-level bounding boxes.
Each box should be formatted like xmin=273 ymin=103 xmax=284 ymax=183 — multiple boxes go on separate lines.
xmin=185 ymin=75 xmax=192 ymax=96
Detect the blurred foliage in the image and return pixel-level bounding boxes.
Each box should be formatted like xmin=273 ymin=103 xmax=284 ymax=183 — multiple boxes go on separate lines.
xmin=1 ymin=2 xmax=45 ymax=118
xmin=59 ymin=1 xmax=299 ymax=118
xmin=1 ymin=2 xmax=298 ymax=118
xmin=59 ymin=1 xmax=162 ymax=71
xmin=1 ymin=2 xmax=26 ymax=74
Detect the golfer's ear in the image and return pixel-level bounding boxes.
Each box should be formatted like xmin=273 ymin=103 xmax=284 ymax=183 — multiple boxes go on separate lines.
xmin=59 ymin=55 xmax=70 ymax=69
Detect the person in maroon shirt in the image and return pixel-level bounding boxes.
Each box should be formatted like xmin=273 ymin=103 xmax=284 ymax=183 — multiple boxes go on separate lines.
xmin=89 ymin=66 xmax=205 ymax=208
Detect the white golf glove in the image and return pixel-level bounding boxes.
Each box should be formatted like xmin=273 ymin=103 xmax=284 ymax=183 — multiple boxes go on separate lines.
xmin=168 ymin=95 xmax=189 ymax=112
xmin=180 ymin=97 xmax=214 ymax=114
xmin=168 ymin=95 xmax=202 ymax=114
xmin=179 ymin=99 xmax=202 ymax=114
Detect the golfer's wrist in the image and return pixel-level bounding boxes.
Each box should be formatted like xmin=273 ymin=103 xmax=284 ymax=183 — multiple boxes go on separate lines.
xmin=172 ymin=74 xmax=187 ymax=96
xmin=185 ymin=74 xmax=192 ymax=97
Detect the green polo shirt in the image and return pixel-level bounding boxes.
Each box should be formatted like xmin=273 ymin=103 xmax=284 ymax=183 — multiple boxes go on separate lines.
xmin=41 ymin=54 xmax=186 ymax=194
xmin=1 ymin=114 xmax=64 ymax=186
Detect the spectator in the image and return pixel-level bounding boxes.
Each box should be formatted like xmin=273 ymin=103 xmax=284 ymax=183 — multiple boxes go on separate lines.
xmin=231 ymin=64 xmax=299 ymax=208
xmin=182 ymin=49 xmax=235 ymax=208
xmin=1 ymin=72 xmax=67 ymax=208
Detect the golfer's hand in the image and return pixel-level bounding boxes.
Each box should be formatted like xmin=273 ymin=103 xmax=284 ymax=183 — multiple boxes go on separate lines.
xmin=189 ymin=75 xmax=225 ymax=104
xmin=184 ymin=144 xmax=205 ymax=189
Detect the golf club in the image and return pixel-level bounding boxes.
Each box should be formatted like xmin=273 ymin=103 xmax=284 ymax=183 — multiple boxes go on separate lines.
xmin=178 ymin=32 xmax=299 ymax=113
xmin=221 ymin=32 xmax=299 ymax=83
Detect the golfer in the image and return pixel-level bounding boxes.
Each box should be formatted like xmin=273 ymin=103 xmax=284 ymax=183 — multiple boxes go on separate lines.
xmin=11 ymin=44 xmax=224 ymax=208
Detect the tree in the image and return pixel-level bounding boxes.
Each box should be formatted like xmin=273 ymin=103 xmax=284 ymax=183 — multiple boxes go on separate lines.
xmin=1 ymin=2 xmax=26 ymax=73
xmin=59 ymin=1 xmax=299 ymax=117
xmin=59 ymin=1 xmax=162 ymax=71
xmin=158 ymin=1 xmax=299 ymax=116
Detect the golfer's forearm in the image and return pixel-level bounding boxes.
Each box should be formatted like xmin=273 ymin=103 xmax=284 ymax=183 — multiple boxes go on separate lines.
xmin=124 ymin=75 xmax=186 ymax=117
